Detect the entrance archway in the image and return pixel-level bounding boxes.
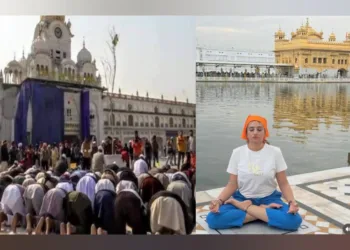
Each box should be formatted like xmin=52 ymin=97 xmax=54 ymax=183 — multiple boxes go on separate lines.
xmin=338 ymin=68 xmax=348 ymax=78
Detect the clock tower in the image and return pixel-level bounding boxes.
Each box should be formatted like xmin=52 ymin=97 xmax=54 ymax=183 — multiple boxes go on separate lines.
xmin=32 ymin=15 xmax=74 ymax=64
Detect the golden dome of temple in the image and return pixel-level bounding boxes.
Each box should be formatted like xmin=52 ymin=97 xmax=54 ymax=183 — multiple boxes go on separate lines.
xmin=275 ymin=28 xmax=286 ymax=40
xmin=329 ymin=32 xmax=336 ymax=41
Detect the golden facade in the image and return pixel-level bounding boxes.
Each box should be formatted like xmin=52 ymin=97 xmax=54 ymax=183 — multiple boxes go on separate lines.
xmin=274 ymin=18 xmax=350 ymax=75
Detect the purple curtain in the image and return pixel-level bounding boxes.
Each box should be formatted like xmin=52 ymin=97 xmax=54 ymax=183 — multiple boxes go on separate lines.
xmin=15 ymin=80 xmax=64 ymax=146
xmin=14 ymin=81 xmax=32 ymax=145
xmin=31 ymin=83 xmax=64 ymax=146
xmin=80 ymin=90 xmax=90 ymax=140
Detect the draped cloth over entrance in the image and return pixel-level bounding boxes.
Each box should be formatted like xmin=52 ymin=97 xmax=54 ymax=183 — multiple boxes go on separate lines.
xmin=15 ymin=79 xmax=65 ymax=146
xmin=14 ymin=82 xmax=31 ymax=145
xmin=80 ymin=90 xmax=90 ymax=140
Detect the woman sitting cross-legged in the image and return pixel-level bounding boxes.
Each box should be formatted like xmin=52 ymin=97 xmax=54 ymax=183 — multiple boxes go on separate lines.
xmin=206 ymin=115 xmax=302 ymax=232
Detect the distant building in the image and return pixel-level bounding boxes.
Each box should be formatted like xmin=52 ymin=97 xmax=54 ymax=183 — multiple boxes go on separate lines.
xmin=196 ymin=46 xmax=276 ymax=75
xmin=0 ymin=16 xmax=195 ymax=150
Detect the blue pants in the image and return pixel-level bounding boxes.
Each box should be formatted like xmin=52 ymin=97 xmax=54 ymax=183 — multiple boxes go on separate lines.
xmin=206 ymin=190 xmax=302 ymax=231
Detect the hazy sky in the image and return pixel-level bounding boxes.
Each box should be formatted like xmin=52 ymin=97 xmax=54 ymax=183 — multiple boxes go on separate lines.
xmin=196 ymin=16 xmax=350 ymax=52
xmin=0 ymin=16 xmax=195 ymax=102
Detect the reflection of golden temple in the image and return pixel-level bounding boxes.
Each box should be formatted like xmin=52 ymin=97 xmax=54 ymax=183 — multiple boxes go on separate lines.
xmin=273 ymin=84 xmax=350 ymax=134
xmin=274 ymin=18 xmax=350 ymax=77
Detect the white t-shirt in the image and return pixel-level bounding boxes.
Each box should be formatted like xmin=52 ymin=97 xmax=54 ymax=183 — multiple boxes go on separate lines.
xmin=133 ymin=159 xmax=149 ymax=177
xmin=226 ymin=144 xmax=287 ymax=198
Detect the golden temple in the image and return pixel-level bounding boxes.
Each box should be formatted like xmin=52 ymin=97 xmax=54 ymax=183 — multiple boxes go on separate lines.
xmin=274 ymin=18 xmax=350 ymax=77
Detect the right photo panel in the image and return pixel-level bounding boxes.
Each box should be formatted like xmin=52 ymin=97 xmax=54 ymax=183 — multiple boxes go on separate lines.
xmin=195 ymin=16 xmax=349 ymax=235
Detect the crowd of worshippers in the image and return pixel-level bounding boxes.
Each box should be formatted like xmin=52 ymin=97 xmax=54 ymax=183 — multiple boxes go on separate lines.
xmin=0 ymin=129 xmax=195 ymax=173
xmin=0 ymin=157 xmax=196 ymax=235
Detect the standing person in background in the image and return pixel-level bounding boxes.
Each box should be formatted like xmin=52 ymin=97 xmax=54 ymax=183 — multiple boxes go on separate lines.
xmin=172 ymin=136 xmax=177 ymax=166
xmin=81 ymin=137 xmax=92 ymax=170
xmin=176 ymin=131 xmax=186 ymax=169
xmin=122 ymin=144 xmax=130 ymax=168
xmin=23 ymin=145 xmax=34 ymax=170
xmin=91 ymin=141 xmax=98 ymax=157
xmin=71 ymin=143 xmax=81 ymax=165
xmin=51 ymin=143 xmax=59 ymax=169
xmin=152 ymin=135 xmax=159 ymax=168
xmin=9 ymin=141 xmax=18 ymax=166
xmin=0 ymin=141 xmax=9 ymax=172
xmin=17 ymin=143 xmax=25 ymax=162
xmin=92 ymin=146 xmax=106 ymax=173
xmin=132 ymin=131 xmax=143 ymax=159
xmin=129 ymin=140 xmax=134 ymax=164
xmin=103 ymin=137 xmax=113 ymax=155
xmin=144 ymin=138 xmax=152 ymax=168
xmin=165 ymin=138 xmax=175 ymax=166
xmin=61 ymin=142 xmax=72 ymax=167
xmin=40 ymin=143 xmax=50 ymax=171
xmin=188 ymin=130 xmax=195 ymax=153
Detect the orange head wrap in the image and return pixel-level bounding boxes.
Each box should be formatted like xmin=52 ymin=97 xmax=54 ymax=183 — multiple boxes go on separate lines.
xmin=241 ymin=115 xmax=269 ymax=140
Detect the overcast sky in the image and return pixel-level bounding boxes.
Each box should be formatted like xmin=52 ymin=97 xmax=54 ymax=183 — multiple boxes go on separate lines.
xmin=0 ymin=16 xmax=195 ymax=103
xmin=196 ymin=16 xmax=350 ymax=52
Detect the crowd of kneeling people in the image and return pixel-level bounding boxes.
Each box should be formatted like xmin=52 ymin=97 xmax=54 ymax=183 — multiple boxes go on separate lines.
xmin=0 ymin=155 xmax=196 ymax=235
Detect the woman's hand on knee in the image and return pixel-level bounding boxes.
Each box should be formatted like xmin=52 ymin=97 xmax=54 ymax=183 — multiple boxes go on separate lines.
xmin=209 ymin=199 xmax=222 ymax=213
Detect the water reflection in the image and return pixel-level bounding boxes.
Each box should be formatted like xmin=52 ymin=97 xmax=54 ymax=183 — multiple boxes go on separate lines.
xmin=273 ymin=84 xmax=350 ymax=143
xmin=196 ymin=82 xmax=350 ymax=191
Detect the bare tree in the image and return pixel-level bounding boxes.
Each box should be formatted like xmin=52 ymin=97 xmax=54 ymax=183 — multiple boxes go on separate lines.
xmin=100 ymin=27 xmax=119 ymax=133
xmin=100 ymin=26 xmax=119 ymax=92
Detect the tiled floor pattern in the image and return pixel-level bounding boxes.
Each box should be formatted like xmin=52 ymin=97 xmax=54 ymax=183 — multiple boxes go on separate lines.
xmin=307 ymin=178 xmax=350 ymax=205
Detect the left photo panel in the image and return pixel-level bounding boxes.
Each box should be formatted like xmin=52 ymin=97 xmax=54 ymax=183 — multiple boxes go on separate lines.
xmin=0 ymin=15 xmax=196 ymax=235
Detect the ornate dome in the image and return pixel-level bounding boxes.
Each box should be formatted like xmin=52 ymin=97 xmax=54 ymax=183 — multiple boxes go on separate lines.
xmin=77 ymin=40 xmax=92 ymax=64
xmin=7 ymin=59 xmax=22 ymax=69
xmin=329 ymin=32 xmax=336 ymax=41
xmin=31 ymin=35 xmax=49 ymax=55
xmin=61 ymin=58 xmax=76 ymax=67
xmin=275 ymin=28 xmax=285 ymax=40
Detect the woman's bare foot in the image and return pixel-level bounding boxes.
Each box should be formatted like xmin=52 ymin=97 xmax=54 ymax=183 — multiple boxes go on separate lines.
xmin=97 ymin=227 xmax=103 ymax=235
xmin=60 ymin=223 xmax=66 ymax=235
xmin=0 ymin=212 xmax=8 ymax=232
xmin=45 ymin=217 xmax=52 ymax=235
xmin=91 ymin=224 xmax=97 ymax=235
xmin=11 ymin=213 xmax=21 ymax=234
xmin=225 ymin=198 xmax=252 ymax=211
xmin=35 ymin=217 xmax=45 ymax=235
xmin=26 ymin=214 xmax=33 ymax=235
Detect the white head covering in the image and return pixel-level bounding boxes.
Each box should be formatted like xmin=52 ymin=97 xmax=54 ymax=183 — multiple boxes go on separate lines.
xmin=116 ymin=180 xmax=137 ymax=193
xmin=95 ymin=179 xmax=115 ymax=193
xmin=150 ymin=196 xmax=186 ymax=235
xmin=171 ymin=172 xmax=192 ymax=188
xmin=22 ymin=178 xmax=36 ymax=188
xmin=154 ymin=173 xmax=170 ymax=189
xmin=166 ymin=181 xmax=192 ymax=208
xmin=56 ymin=182 xmax=74 ymax=193
xmin=76 ymin=174 xmax=97 ymax=204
